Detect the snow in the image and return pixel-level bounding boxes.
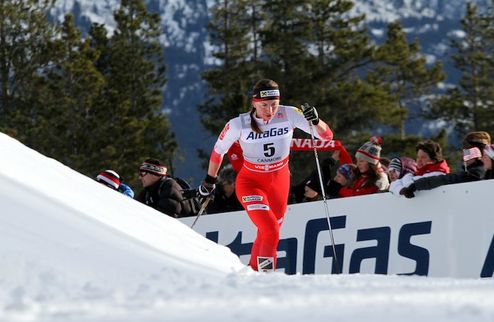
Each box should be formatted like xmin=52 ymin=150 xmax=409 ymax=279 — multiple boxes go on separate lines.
xmin=1 ymin=131 xmax=494 ymax=322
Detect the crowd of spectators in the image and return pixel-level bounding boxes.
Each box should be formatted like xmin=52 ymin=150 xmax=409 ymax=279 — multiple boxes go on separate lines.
xmin=292 ymin=131 xmax=494 ymax=202
xmin=93 ymin=130 xmax=494 ymax=218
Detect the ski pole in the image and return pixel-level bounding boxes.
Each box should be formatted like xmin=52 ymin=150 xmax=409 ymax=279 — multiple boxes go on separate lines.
xmin=191 ymin=195 xmax=212 ymax=229
xmin=301 ymin=103 xmax=341 ymax=274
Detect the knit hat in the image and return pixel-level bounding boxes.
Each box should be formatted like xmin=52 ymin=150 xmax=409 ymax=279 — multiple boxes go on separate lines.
xmin=355 ymin=136 xmax=382 ymax=165
xmin=463 ymin=131 xmax=491 ymax=150
xmin=139 ymin=159 xmax=167 ymax=176
xmin=463 ymin=147 xmax=482 ymax=162
xmin=305 ymin=179 xmax=321 ymax=195
xmin=387 ymin=158 xmax=402 ymax=176
xmin=96 ymin=170 xmax=121 ymax=190
xmin=387 ymin=156 xmax=417 ymax=178
xmin=337 ymin=164 xmax=355 ymax=182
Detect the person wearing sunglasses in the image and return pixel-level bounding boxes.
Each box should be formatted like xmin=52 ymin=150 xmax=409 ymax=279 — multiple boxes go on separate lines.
xmin=135 ymin=158 xmax=192 ymax=218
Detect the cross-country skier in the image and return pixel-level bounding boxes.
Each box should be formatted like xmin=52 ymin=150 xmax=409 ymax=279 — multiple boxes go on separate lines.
xmin=198 ymin=79 xmax=333 ymax=272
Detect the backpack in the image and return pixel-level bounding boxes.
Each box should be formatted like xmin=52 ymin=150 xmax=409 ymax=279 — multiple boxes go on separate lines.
xmin=170 ymin=176 xmax=201 ymax=217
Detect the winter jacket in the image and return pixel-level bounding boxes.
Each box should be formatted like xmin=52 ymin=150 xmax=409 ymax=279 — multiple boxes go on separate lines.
xmin=118 ymin=183 xmax=134 ymax=198
xmin=400 ymin=160 xmax=486 ymax=198
xmin=136 ymin=177 xmax=191 ymax=218
xmin=415 ymin=159 xmax=450 ymax=176
xmin=413 ymin=160 xmax=486 ymax=191
xmin=339 ymin=175 xmax=379 ymax=197
xmin=207 ymin=185 xmax=243 ymax=214
xmin=389 ymin=160 xmax=450 ymax=195
xmin=339 ymin=166 xmax=388 ymax=198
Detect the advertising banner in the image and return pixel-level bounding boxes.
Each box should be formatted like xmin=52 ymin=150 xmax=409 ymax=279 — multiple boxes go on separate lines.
xmin=180 ymin=180 xmax=494 ymax=278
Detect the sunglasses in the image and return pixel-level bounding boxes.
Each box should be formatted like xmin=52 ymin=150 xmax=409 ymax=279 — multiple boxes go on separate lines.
xmin=139 ymin=171 xmax=148 ymax=177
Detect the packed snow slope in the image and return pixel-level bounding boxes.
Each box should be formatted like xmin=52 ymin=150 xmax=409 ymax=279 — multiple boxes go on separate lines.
xmin=1 ymin=132 xmax=494 ymax=322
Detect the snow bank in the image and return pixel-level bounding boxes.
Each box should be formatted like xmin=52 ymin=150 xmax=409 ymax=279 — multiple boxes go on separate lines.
xmin=1 ymin=132 xmax=494 ymax=322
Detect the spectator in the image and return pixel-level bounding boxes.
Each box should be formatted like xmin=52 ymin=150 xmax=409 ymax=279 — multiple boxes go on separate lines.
xmin=96 ymin=169 xmax=134 ymax=198
xmin=135 ymin=158 xmax=192 ymax=218
xmin=207 ymin=165 xmax=243 ymax=214
xmin=483 ymin=144 xmax=494 ymax=179
xmin=290 ymin=157 xmax=336 ymax=203
xmin=303 ymin=163 xmax=357 ymax=201
xmin=327 ymin=163 xmax=357 ymax=198
xmin=400 ymin=147 xmax=486 ymax=198
xmin=302 ymin=177 xmax=323 ymax=202
xmin=387 ymin=157 xmax=417 ymax=182
xmin=339 ymin=136 xmax=389 ymax=197
xmin=462 ymin=131 xmax=493 ymax=179
xmin=462 ymin=131 xmax=491 ymax=151
xmin=389 ymin=140 xmax=450 ymax=196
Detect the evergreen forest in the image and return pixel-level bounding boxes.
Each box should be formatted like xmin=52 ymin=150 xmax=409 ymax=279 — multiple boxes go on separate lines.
xmin=1 ymin=0 xmax=494 ymax=187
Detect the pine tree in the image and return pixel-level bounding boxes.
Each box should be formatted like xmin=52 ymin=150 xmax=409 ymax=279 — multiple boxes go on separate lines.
xmin=200 ymin=0 xmax=260 ymax=135
xmin=305 ymin=0 xmax=392 ymax=137
xmin=89 ymin=0 xmax=176 ymax=185
xmin=259 ymin=0 xmax=313 ymax=102
xmin=200 ymin=1 xmax=446 ymax=182
xmin=427 ymin=3 xmax=494 ymax=137
xmin=36 ymin=14 xmax=105 ymax=173
xmin=367 ymin=22 xmax=444 ymax=139
xmin=0 ymin=0 xmax=56 ymax=139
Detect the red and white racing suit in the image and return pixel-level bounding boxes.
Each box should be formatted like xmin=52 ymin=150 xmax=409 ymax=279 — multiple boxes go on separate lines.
xmin=211 ymin=105 xmax=333 ymax=270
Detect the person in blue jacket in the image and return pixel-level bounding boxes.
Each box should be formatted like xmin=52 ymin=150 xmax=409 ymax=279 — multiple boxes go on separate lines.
xmin=96 ymin=169 xmax=134 ymax=198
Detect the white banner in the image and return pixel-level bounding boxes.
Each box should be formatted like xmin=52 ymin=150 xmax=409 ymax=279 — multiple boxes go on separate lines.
xmin=180 ymin=180 xmax=494 ymax=278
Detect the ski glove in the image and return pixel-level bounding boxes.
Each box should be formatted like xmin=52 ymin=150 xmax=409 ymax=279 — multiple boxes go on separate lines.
xmin=301 ymin=103 xmax=319 ymax=125
xmin=198 ymin=174 xmax=216 ymax=198
xmin=400 ymin=183 xmax=416 ymax=199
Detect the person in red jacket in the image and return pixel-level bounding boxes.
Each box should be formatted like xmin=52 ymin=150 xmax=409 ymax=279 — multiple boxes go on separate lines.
xmin=339 ymin=136 xmax=389 ymax=197
xmin=389 ymin=140 xmax=450 ymax=196
xmin=198 ymin=79 xmax=333 ymax=272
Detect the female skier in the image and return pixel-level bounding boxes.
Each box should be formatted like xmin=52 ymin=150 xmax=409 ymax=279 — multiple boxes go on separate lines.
xmin=199 ymin=79 xmax=333 ymax=272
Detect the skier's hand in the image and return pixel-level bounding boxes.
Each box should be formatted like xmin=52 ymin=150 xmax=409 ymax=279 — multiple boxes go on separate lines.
xmin=198 ymin=174 xmax=216 ymax=199
xmin=301 ymin=103 xmax=319 ymax=125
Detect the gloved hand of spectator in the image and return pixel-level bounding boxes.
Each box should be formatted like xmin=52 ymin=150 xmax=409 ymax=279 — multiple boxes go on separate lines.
xmin=198 ymin=174 xmax=216 ymax=200
xmin=400 ymin=183 xmax=416 ymax=199
xmin=301 ymin=103 xmax=320 ymax=125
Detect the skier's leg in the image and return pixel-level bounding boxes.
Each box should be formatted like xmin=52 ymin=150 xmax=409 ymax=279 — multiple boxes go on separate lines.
xmin=246 ymin=207 xmax=279 ymax=272
xmin=249 ymin=230 xmax=262 ymax=270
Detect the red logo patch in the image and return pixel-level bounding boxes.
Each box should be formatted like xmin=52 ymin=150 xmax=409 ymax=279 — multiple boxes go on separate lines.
xmin=219 ymin=123 xmax=230 ymax=140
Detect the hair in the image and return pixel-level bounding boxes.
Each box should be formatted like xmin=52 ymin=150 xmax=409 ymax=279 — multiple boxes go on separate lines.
xmin=250 ymin=79 xmax=279 ymax=134
xmin=416 ymin=140 xmax=443 ymax=163
xmin=354 ymin=162 xmax=381 ymax=188
xmin=462 ymin=131 xmax=491 ymax=151
xmin=144 ymin=158 xmax=163 ymax=165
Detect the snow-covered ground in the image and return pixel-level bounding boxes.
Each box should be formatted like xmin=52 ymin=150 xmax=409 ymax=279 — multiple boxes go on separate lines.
xmin=1 ymin=132 xmax=493 ymax=322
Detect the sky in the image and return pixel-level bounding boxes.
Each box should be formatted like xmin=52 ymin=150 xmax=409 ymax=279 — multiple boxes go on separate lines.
xmin=1 ymin=131 xmax=494 ymax=322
